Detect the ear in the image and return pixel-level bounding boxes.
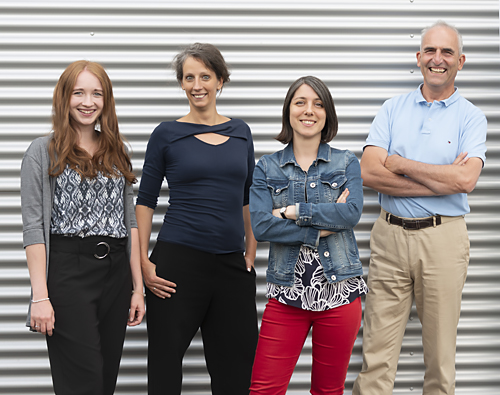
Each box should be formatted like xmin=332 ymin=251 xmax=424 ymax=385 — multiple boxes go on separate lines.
xmin=457 ymin=54 xmax=466 ymax=71
xmin=416 ymin=51 xmax=421 ymax=68
xmin=217 ymin=78 xmax=223 ymax=91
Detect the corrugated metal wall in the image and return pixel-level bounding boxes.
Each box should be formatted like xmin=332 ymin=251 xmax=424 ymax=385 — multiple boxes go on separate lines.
xmin=1 ymin=1 xmax=499 ymax=394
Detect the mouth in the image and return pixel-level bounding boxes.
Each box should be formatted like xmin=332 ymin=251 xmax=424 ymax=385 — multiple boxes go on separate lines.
xmin=78 ymin=109 xmax=96 ymax=115
xmin=429 ymin=67 xmax=446 ymax=74
xmin=300 ymin=120 xmax=316 ymax=126
xmin=192 ymin=93 xmax=207 ymax=99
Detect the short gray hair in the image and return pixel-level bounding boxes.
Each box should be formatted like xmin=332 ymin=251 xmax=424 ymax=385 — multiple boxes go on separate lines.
xmin=421 ymin=20 xmax=463 ymax=55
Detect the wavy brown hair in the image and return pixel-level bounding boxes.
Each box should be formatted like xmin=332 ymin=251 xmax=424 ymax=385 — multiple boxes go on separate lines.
xmin=48 ymin=60 xmax=136 ymax=184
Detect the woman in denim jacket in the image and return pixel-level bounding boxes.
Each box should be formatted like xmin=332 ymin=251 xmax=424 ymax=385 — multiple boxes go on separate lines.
xmin=249 ymin=76 xmax=367 ymax=395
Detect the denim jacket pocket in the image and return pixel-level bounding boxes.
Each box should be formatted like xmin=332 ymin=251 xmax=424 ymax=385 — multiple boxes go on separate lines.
xmin=267 ymin=179 xmax=290 ymax=207
xmin=320 ymin=172 xmax=347 ymax=203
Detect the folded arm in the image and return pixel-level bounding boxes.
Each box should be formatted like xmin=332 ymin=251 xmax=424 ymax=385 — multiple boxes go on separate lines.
xmin=385 ymin=152 xmax=482 ymax=195
xmin=361 ymin=146 xmax=440 ymax=197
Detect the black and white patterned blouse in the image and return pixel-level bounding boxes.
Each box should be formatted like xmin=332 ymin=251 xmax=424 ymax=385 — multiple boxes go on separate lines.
xmin=267 ymin=245 xmax=368 ymax=311
xmin=50 ymin=166 xmax=127 ymax=238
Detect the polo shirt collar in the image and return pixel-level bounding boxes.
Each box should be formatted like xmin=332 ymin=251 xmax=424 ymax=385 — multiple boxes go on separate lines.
xmin=415 ymin=83 xmax=461 ymax=107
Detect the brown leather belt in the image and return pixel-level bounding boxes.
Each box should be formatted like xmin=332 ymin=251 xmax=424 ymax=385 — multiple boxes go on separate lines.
xmin=386 ymin=213 xmax=441 ymax=230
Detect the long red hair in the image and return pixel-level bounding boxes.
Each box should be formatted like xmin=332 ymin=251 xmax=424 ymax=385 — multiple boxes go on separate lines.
xmin=48 ymin=60 xmax=136 ymax=184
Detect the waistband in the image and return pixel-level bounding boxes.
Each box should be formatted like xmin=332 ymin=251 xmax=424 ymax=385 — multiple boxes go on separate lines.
xmin=50 ymin=234 xmax=127 ymax=259
xmin=380 ymin=208 xmax=464 ymax=230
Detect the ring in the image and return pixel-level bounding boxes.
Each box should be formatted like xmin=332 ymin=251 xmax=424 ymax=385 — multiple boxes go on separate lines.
xmin=35 ymin=325 xmax=40 ymax=328
xmin=153 ymin=287 xmax=156 ymax=291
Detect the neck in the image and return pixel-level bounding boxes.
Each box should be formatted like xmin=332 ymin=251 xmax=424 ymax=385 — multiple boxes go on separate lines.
xmin=292 ymin=135 xmax=321 ymax=172
xmin=77 ymin=127 xmax=99 ymax=156
xmin=182 ymin=106 xmax=226 ymax=126
xmin=421 ymin=83 xmax=455 ymax=102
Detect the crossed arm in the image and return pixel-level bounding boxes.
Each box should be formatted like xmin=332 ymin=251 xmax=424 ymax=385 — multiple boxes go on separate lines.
xmin=361 ymin=146 xmax=483 ymax=196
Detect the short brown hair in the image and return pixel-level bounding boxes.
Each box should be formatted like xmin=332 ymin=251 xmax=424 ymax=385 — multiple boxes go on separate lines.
xmin=172 ymin=43 xmax=230 ymax=88
xmin=275 ymin=76 xmax=338 ymax=144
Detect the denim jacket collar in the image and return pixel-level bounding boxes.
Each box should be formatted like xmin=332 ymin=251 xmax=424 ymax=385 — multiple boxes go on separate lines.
xmin=280 ymin=142 xmax=331 ymax=168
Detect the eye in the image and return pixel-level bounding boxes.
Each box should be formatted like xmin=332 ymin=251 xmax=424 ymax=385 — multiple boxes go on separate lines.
xmin=315 ymin=102 xmax=324 ymax=108
xmin=73 ymin=91 xmax=83 ymax=96
xmin=185 ymin=76 xmax=193 ymax=81
xmin=94 ymin=92 xmax=103 ymax=97
xmin=294 ymin=100 xmax=305 ymax=106
xmin=202 ymin=75 xmax=211 ymax=80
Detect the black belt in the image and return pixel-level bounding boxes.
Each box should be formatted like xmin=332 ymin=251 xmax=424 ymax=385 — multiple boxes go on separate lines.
xmin=386 ymin=213 xmax=441 ymax=230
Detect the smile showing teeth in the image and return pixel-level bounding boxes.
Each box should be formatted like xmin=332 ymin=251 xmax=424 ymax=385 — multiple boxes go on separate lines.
xmin=193 ymin=94 xmax=206 ymax=99
xmin=301 ymin=120 xmax=315 ymax=126
xmin=79 ymin=109 xmax=95 ymax=114
xmin=430 ymin=67 xmax=446 ymax=73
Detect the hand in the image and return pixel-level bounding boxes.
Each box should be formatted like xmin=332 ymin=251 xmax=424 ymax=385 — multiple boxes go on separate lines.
xmin=244 ymin=255 xmax=255 ymax=272
xmin=384 ymin=154 xmax=404 ymax=174
xmin=142 ymin=258 xmax=177 ymax=299
xmin=128 ymin=292 xmax=145 ymax=326
xmin=336 ymin=188 xmax=349 ymax=203
xmin=452 ymin=152 xmax=469 ymax=166
xmin=30 ymin=300 xmax=55 ymax=336
xmin=319 ymin=229 xmax=334 ymax=237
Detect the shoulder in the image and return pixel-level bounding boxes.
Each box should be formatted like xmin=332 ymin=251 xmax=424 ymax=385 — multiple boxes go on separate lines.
xmin=228 ymin=118 xmax=253 ymax=139
xmin=454 ymin=94 xmax=486 ymax=119
xmin=24 ymin=134 xmax=52 ymax=159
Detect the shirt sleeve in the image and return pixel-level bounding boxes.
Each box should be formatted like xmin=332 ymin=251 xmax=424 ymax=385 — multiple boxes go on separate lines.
xmin=136 ymin=124 xmax=168 ymax=209
xmin=458 ymin=102 xmax=487 ymax=165
xmin=243 ymin=124 xmax=255 ymax=206
xmin=365 ymin=99 xmax=392 ymax=151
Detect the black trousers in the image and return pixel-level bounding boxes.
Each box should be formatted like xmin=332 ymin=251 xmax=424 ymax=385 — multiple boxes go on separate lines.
xmin=146 ymin=241 xmax=258 ymax=395
xmin=46 ymin=235 xmax=132 ymax=395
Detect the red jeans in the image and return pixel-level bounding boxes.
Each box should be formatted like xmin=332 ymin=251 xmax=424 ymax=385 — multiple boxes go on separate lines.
xmin=250 ymin=297 xmax=361 ymax=395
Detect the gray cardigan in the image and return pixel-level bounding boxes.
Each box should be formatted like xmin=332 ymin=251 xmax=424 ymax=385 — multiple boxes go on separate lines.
xmin=20 ymin=135 xmax=137 ymax=326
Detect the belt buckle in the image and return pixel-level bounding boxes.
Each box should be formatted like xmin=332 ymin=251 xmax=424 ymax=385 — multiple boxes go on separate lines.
xmin=94 ymin=241 xmax=110 ymax=259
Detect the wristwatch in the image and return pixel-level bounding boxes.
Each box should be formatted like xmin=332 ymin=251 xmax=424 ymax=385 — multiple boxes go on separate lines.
xmin=280 ymin=206 xmax=287 ymax=219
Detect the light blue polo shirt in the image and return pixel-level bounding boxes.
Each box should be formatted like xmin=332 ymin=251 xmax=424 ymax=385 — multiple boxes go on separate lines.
xmin=366 ymin=84 xmax=487 ymax=218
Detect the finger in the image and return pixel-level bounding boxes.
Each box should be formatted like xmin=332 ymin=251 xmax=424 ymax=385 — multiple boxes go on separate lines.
xmin=452 ymin=152 xmax=467 ymax=165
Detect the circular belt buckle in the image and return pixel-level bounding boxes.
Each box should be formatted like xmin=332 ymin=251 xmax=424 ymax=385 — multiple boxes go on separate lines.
xmin=94 ymin=241 xmax=110 ymax=259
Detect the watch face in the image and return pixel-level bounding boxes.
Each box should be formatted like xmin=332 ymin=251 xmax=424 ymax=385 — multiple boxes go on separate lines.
xmin=280 ymin=207 xmax=286 ymax=213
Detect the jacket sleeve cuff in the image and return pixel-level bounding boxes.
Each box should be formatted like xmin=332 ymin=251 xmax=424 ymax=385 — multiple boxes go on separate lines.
xmin=295 ymin=202 xmax=312 ymax=226
xmin=302 ymin=227 xmax=320 ymax=248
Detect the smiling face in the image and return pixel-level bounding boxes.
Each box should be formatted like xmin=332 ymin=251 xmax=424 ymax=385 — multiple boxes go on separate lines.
xmin=69 ymin=69 xmax=104 ymax=133
xmin=180 ymin=56 xmax=223 ymax=112
xmin=417 ymin=25 xmax=465 ymax=100
xmin=289 ymin=84 xmax=326 ymax=143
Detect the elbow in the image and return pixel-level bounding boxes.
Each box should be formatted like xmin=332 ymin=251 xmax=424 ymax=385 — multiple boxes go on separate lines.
xmin=360 ymin=168 xmax=376 ymax=189
xmin=455 ymin=178 xmax=478 ymax=194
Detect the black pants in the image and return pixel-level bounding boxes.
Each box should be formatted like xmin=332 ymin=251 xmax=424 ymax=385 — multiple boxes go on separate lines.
xmin=46 ymin=235 xmax=132 ymax=395
xmin=146 ymin=241 xmax=258 ymax=395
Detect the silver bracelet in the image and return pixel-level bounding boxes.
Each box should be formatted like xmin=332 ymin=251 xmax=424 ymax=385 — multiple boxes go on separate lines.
xmin=31 ymin=297 xmax=50 ymax=303
xmin=132 ymin=290 xmax=146 ymax=297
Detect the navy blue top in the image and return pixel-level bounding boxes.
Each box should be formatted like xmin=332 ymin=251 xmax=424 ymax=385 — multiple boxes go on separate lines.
xmin=137 ymin=119 xmax=255 ymax=254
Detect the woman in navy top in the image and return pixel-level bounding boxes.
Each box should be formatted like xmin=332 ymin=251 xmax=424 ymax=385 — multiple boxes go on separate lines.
xmin=136 ymin=43 xmax=258 ymax=395
xmin=249 ymin=76 xmax=366 ymax=394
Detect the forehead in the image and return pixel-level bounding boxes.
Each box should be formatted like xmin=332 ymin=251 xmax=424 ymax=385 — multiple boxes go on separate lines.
xmin=74 ymin=69 xmax=102 ymax=88
xmin=293 ymin=84 xmax=320 ymax=99
xmin=182 ymin=56 xmax=213 ymax=73
xmin=422 ymin=26 xmax=459 ymax=50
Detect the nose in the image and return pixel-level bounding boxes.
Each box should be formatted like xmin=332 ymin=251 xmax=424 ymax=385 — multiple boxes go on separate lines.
xmin=433 ymin=49 xmax=443 ymax=64
xmin=82 ymin=94 xmax=93 ymax=106
xmin=193 ymin=77 xmax=202 ymax=90
xmin=304 ymin=102 xmax=314 ymax=115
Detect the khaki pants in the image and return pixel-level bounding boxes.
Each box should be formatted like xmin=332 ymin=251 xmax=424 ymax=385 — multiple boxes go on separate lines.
xmin=353 ymin=209 xmax=469 ymax=395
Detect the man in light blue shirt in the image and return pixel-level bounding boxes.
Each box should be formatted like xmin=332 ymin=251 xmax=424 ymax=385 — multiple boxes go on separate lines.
xmin=353 ymin=21 xmax=487 ymax=395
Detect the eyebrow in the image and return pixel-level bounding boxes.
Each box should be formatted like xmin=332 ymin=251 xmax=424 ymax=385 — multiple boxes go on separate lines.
xmin=423 ymin=46 xmax=456 ymax=54
xmin=293 ymin=96 xmax=322 ymax=101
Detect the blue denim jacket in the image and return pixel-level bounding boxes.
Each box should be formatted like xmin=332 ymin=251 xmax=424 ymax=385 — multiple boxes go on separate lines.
xmin=249 ymin=142 xmax=363 ymax=287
